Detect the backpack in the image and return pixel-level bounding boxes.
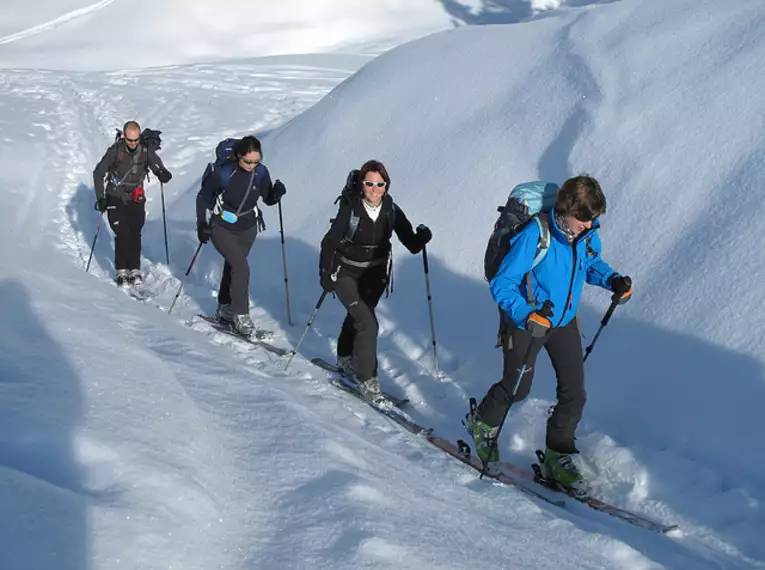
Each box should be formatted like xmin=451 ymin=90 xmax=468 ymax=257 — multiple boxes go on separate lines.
xmin=140 ymin=128 xmax=162 ymax=151
xmin=201 ymin=137 xmax=266 ymax=229
xmin=329 ymin=169 xmax=398 ymax=295
xmin=483 ymin=181 xmax=559 ymax=283
xmin=332 ymin=169 xmax=396 ymax=242
xmin=201 ymin=137 xmax=243 ymax=191
xmin=112 ymin=127 xmax=162 ymax=178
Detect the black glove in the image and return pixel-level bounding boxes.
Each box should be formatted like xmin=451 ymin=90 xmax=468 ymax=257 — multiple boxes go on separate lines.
xmin=320 ymin=270 xmax=335 ymax=293
xmin=609 ymin=275 xmax=632 ymax=305
xmin=272 ymin=179 xmax=286 ymax=202
xmin=416 ymin=224 xmax=432 ymax=247
xmin=197 ymin=224 xmax=212 ymax=244
xmin=157 ymin=169 xmax=172 ymax=184
xmin=94 ymin=198 xmax=107 ymax=213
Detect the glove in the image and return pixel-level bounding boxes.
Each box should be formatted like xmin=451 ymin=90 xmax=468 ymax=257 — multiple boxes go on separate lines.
xmin=272 ymin=179 xmax=287 ymax=202
xmin=609 ymin=275 xmax=632 ymax=305
xmin=416 ymin=224 xmax=432 ymax=247
xmin=157 ymin=169 xmax=172 ymax=184
xmin=94 ymin=198 xmax=107 ymax=213
xmin=197 ymin=224 xmax=212 ymax=244
xmin=320 ymin=270 xmax=335 ymax=293
xmin=526 ymin=311 xmax=552 ymax=338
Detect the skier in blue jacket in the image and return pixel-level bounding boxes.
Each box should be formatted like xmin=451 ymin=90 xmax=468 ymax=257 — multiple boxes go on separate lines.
xmin=467 ymin=175 xmax=632 ymax=497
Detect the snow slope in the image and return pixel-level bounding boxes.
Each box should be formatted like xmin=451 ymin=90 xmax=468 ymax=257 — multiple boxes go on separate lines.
xmin=0 ymin=0 xmax=605 ymax=71
xmin=1 ymin=0 xmax=765 ymax=568
xmin=0 ymin=0 xmax=438 ymax=71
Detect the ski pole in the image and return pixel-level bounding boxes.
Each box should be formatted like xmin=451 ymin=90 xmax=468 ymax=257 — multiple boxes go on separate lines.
xmin=277 ymin=199 xmax=293 ymax=326
xmin=161 ymin=182 xmax=170 ymax=265
xmin=168 ymin=242 xmax=204 ymax=315
xmin=480 ymin=300 xmax=553 ymax=479
xmin=284 ymin=290 xmax=328 ymax=370
xmin=86 ymin=212 xmax=103 ymax=273
xmin=583 ymin=276 xmax=630 ymax=362
xmin=421 ymin=244 xmax=441 ymax=379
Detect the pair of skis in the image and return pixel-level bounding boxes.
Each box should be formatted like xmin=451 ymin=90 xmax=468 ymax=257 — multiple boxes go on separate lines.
xmin=197 ymin=313 xmax=677 ymax=534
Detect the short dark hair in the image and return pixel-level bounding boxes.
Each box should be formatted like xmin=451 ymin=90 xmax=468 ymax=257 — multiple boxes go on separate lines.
xmin=123 ymin=120 xmax=141 ymax=133
xmin=234 ymin=135 xmax=263 ymax=159
xmin=358 ymin=159 xmax=391 ymax=192
xmin=555 ymin=175 xmax=606 ymax=221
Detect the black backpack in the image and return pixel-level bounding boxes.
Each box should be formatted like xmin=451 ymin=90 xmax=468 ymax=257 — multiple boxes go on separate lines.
xmin=112 ymin=128 xmax=162 ymax=178
xmin=333 ymin=169 xmax=395 ymax=242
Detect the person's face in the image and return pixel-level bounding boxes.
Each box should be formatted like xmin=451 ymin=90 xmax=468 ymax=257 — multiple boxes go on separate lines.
xmin=361 ymin=171 xmax=386 ymax=206
xmin=238 ymin=151 xmax=261 ymax=172
xmin=124 ymin=128 xmax=140 ymax=150
xmin=562 ymin=214 xmax=593 ymax=236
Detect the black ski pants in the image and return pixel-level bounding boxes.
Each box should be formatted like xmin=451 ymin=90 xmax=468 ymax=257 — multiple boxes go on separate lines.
xmin=107 ymin=199 xmax=145 ymax=271
xmin=333 ymin=265 xmax=388 ymax=382
xmin=476 ymin=317 xmax=585 ymax=454
xmin=211 ymin=224 xmax=258 ymax=315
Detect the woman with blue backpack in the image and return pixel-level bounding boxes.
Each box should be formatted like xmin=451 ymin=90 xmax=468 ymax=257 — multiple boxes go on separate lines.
xmin=195 ymin=136 xmax=286 ymax=337
xmin=466 ymin=175 xmax=632 ymax=498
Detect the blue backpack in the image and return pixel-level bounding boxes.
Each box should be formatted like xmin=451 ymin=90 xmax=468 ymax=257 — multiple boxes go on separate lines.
xmin=483 ymin=181 xmax=559 ymax=283
xmin=201 ymin=137 xmax=260 ymax=191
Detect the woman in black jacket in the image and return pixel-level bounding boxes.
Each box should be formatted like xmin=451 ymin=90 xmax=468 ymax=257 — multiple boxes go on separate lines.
xmin=319 ymin=160 xmax=432 ymax=404
xmin=196 ymin=136 xmax=286 ymax=337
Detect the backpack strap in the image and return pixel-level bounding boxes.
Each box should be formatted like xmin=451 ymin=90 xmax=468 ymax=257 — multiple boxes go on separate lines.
xmin=234 ymin=168 xmax=257 ymax=217
xmin=522 ymin=213 xmax=551 ymax=304
xmin=218 ymin=162 xmax=237 ymax=191
xmin=345 ymin=209 xmax=361 ymax=242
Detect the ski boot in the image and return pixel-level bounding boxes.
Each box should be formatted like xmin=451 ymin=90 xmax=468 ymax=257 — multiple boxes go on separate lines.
xmin=464 ymin=400 xmax=500 ymax=474
xmin=215 ymin=303 xmax=234 ymax=324
xmin=337 ymin=355 xmax=358 ymax=382
xmin=128 ymin=269 xmax=143 ymax=286
xmin=358 ymin=376 xmax=385 ymax=406
xmin=232 ymin=314 xmax=255 ymax=338
xmin=116 ymin=269 xmax=130 ymax=287
xmin=541 ymin=449 xmax=590 ymax=499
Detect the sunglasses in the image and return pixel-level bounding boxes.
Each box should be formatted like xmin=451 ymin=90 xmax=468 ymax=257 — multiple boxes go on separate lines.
xmin=363 ymin=181 xmax=387 ymax=189
xmin=240 ymin=158 xmax=260 ymax=165
xmin=125 ymin=137 xmax=140 ymax=143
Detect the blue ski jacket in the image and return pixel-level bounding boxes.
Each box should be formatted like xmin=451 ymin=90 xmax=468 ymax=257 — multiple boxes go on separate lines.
xmin=491 ymin=214 xmax=619 ymax=329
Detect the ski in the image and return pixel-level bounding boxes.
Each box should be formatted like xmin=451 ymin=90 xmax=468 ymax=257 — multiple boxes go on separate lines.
xmin=528 ymin=451 xmax=679 ymax=534
xmin=461 ymin=398 xmax=677 ymax=533
xmin=427 ymin=436 xmax=566 ymax=507
xmin=197 ymin=315 xmax=289 ymax=357
xmin=309 ymin=357 xmax=409 ymax=407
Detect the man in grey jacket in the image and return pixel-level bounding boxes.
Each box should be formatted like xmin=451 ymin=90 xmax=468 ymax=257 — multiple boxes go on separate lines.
xmin=93 ymin=121 xmax=172 ymax=285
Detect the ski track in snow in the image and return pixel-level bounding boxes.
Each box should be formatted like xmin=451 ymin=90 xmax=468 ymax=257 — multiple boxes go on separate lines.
xmin=0 ymin=0 xmax=118 ymax=46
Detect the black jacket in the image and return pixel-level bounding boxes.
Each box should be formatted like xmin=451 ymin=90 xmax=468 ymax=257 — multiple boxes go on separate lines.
xmin=320 ymin=192 xmax=423 ymax=276
xmin=196 ymin=163 xmax=280 ymax=232
xmin=93 ymin=142 xmax=167 ymax=201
